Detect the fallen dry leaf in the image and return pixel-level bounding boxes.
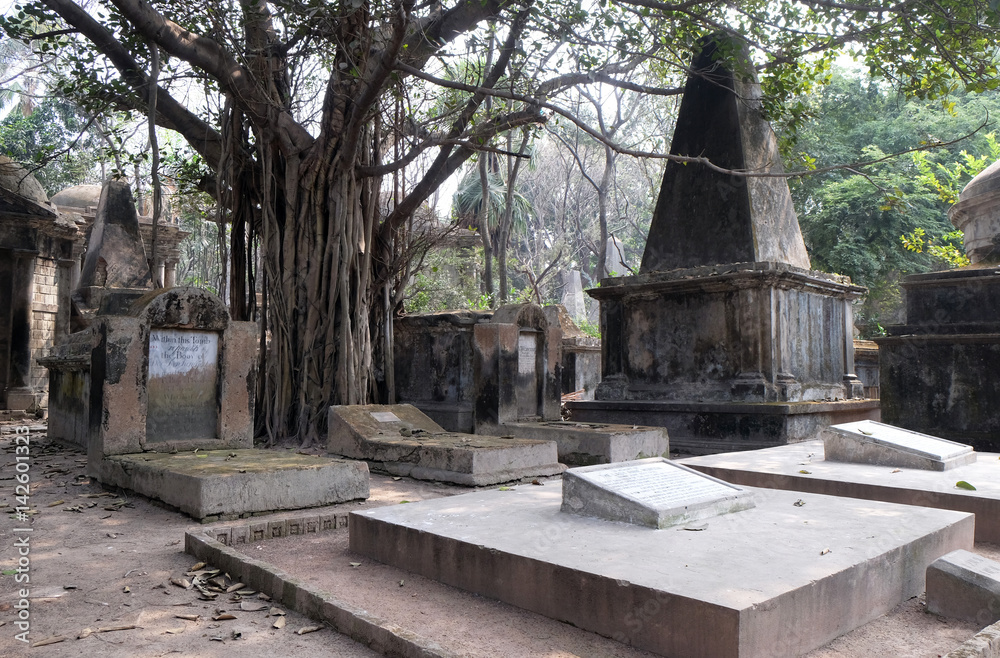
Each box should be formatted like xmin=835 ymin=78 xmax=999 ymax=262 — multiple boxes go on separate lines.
xmin=46 ymin=500 xmax=65 ymax=507
xmin=165 ymin=627 xmax=185 ymax=634
xmin=97 ymin=625 xmax=137 ymax=633
xmin=188 ymin=562 xmax=207 ymax=572
xmin=296 ymin=625 xmax=321 ymax=635
xmin=78 ymin=628 xmax=93 ymax=639
xmin=240 ymin=601 xmax=268 ymax=612
xmin=175 ymin=614 xmax=200 ymax=621
xmin=170 ymin=577 xmax=192 ymax=590
xmin=225 ymin=582 xmax=245 ymax=593
xmin=212 ymin=613 xmax=237 ymax=621
xmin=268 ymin=607 xmax=285 ymax=616
xmin=272 ymin=616 xmax=286 ymax=629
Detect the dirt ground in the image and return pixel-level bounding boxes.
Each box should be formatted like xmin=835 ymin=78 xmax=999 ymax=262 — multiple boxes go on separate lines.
xmin=0 ymin=419 xmax=990 ymax=657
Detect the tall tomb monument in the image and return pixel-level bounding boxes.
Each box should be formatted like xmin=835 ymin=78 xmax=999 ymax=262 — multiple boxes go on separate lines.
xmin=566 ymin=36 xmax=879 ymax=453
xmin=877 ymin=158 xmax=1000 ymax=451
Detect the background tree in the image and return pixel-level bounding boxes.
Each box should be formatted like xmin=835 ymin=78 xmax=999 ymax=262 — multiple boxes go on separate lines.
xmin=4 ymin=0 xmax=998 ymax=444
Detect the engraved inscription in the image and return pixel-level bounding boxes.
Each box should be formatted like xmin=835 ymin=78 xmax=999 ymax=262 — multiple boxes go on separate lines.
xmin=518 ymin=333 xmax=537 ymax=375
xmin=952 ymin=552 xmax=1000 ymax=579
xmin=584 ymin=462 xmax=738 ymax=508
xmin=147 ymin=329 xmax=219 ymax=441
xmin=371 ymin=411 xmax=401 ymax=423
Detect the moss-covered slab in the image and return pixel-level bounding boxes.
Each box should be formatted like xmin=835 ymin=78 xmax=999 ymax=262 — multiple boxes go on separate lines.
xmin=98 ymin=449 xmax=369 ymax=519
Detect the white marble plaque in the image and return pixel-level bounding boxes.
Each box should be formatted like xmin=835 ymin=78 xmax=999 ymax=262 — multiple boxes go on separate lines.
xmin=147 ymin=329 xmax=219 ymax=442
xmin=149 ymin=329 xmax=218 ymax=377
xmin=826 ymin=420 xmax=975 ymax=470
xmin=371 ymin=411 xmax=401 ymax=423
xmin=518 ymin=332 xmax=537 ymax=375
xmin=561 ymin=458 xmax=755 ymax=528
xmin=584 ymin=461 xmax=738 ymax=508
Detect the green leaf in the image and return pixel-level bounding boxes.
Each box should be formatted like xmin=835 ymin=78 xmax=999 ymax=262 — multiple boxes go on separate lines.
xmin=956 ymin=481 xmax=977 ymax=491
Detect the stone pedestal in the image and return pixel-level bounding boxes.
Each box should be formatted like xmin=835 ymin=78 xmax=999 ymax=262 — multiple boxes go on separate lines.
xmin=877 ymin=267 xmax=1000 ymax=451
xmin=568 ymin=263 xmax=878 ymax=453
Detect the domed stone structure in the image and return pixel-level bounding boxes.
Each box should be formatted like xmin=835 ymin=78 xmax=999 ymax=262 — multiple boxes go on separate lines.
xmin=949 ymin=159 xmax=1000 ymax=264
xmin=0 ymin=157 xmax=79 ymax=412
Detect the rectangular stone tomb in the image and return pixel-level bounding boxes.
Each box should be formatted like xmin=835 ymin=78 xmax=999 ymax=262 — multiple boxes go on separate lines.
xmin=926 ymin=549 xmax=1000 ymax=625
xmin=561 ymin=458 xmax=753 ymax=528
xmin=327 ymin=404 xmax=564 ymax=486
xmin=350 ymin=483 xmax=972 ymax=658
xmin=97 ymin=450 xmax=369 ymax=520
xmin=824 ymin=420 xmax=976 ymax=471
xmin=477 ymin=420 xmax=669 ymax=466
xmin=679 ymin=441 xmax=1000 ymax=542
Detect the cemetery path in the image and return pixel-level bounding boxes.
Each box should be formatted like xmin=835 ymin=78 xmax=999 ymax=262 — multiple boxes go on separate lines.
xmin=0 ymin=420 xmax=381 ymax=657
xmin=0 ymin=418 xmax=992 ymax=657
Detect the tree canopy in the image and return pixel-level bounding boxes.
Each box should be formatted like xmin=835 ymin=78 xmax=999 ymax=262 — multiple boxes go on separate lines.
xmin=3 ymin=0 xmax=999 ymax=442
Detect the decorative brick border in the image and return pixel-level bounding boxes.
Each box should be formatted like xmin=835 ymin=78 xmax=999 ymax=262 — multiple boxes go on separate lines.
xmin=185 ymin=512 xmax=458 ymax=658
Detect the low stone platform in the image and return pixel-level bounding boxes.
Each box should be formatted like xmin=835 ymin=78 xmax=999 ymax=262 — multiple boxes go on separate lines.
xmin=350 ymin=481 xmax=972 ymax=658
xmin=477 ymin=420 xmax=668 ymax=466
xmin=97 ymin=449 xmax=370 ymax=520
xmin=679 ymin=440 xmax=1000 ymax=542
xmin=328 ymin=404 xmax=565 ymax=486
xmin=565 ymin=398 xmax=880 ymax=454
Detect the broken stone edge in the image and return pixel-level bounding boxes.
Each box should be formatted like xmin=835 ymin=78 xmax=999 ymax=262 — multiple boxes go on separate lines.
xmin=185 ymin=516 xmax=460 ymax=658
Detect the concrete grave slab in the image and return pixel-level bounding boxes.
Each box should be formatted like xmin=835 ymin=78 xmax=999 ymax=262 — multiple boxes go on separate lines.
xmin=350 ymin=481 xmax=973 ymax=658
xmin=478 ymin=419 xmax=669 ymax=466
xmin=328 ymin=404 xmax=564 ymax=486
xmin=679 ymin=440 xmax=1000 ymax=542
xmin=825 ymin=420 xmax=976 ymax=471
xmin=561 ymin=458 xmax=754 ymax=528
xmin=98 ymin=449 xmax=369 ymax=520
xmin=927 ymin=549 xmax=1000 ymax=625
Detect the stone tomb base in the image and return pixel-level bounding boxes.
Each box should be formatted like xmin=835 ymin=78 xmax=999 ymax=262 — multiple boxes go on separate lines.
xmin=565 ymin=398 xmax=880 ymax=454
xmin=350 ymin=482 xmax=972 ymax=658
xmin=477 ymin=420 xmax=669 ymax=466
xmin=328 ymin=404 xmax=564 ymax=486
xmin=679 ymin=440 xmax=1000 ymax=542
xmin=97 ymin=449 xmax=370 ymax=520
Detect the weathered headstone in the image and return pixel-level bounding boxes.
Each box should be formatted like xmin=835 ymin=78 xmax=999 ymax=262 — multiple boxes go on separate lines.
xmin=147 ymin=329 xmax=219 ymax=441
xmin=561 ymin=458 xmax=754 ymax=528
xmin=567 ymin=35 xmax=877 ymax=453
xmin=394 ymin=304 xmax=668 ymax=465
xmin=927 ymin=549 xmax=1000 ymax=624
xmin=824 ymin=420 xmax=976 ymax=471
xmin=87 ymin=287 xmax=252 ymax=461
xmin=79 ymin=287 xmax=369 ymax=519
xmin=327 ymin=403 xmax=563 ymax=486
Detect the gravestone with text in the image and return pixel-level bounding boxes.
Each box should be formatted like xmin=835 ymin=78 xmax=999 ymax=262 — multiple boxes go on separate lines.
xmin=561 ymin=458 xmax=754 ymax=528
xmin=147 ymin=329 xmax=219 ymax=441
xmin=88 ymin=287 xmax=255 ymax=461
xmin=927 ymin=549 xmax=1000 ymax=624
